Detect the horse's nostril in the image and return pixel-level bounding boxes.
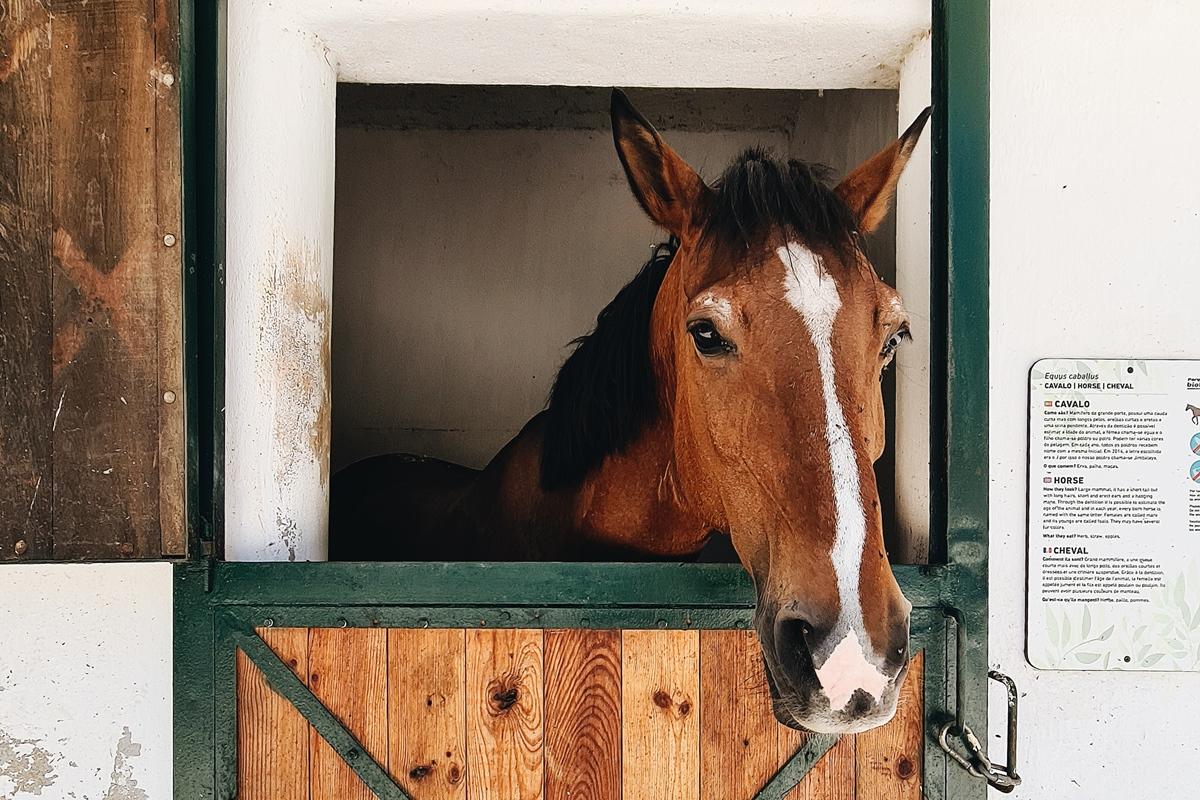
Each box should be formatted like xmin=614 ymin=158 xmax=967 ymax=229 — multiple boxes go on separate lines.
xmin=847 ymin=688 xmax=875 ymax=717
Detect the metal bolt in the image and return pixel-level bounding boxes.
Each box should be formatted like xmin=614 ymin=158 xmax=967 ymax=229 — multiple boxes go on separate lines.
xmin=656 ymin=619 xmax=667 ymax=629
xmin=163 ymin=390 xmax=176 ymax=404
xmin=337 ymin=617 xmax=348 ymax=628
xmin=418 ymin=617 xmax=429 ymax=628
xmin=263 ymin=618 xmax=275 ymax=628
xmin=579 ymin=617 xmax=590 ymax=627
xmin=13 ymin=539 xmax=27 ymax=556
xmin=346 ymin=748 xmax=359 ymax=761
xmin=163 ymin=233 xmax=176 ymax=247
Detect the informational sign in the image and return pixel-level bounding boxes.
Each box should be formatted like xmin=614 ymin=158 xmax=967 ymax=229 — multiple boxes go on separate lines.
xmin=1028 ymin=359 xmax=1200 ymax=671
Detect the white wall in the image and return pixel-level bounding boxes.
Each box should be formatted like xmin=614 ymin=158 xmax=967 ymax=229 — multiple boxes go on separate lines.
xmin=0 ymin=564 xmax=172 ymax=800
xmin=989 ymin=2 xmax=1200 ymax=796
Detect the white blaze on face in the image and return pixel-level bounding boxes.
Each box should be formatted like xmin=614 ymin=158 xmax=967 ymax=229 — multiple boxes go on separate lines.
xmin=778 ymin=242 xmax=890 ymax=709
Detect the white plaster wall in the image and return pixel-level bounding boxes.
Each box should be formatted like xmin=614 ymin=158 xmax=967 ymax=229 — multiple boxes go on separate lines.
xmin=0 ymin=564 xmax=172 ymax=800
xmin=989 ymin=2 xmax=1200 ymax=796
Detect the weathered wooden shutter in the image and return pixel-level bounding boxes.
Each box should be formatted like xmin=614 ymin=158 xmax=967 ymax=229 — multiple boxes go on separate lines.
xmin=0 ymin=0 xmax=185 ymax=559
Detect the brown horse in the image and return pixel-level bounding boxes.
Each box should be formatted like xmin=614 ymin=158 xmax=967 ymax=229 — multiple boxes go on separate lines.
xmin=331 ymin=90 xmax=929 ymax=734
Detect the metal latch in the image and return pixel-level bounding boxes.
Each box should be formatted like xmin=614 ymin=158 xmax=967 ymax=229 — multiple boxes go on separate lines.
xmin=936 ymin=609 xmax=1022 ymax=793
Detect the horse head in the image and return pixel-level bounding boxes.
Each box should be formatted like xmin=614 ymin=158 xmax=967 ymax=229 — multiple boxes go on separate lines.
xmin=610 ymin=90 xmax=929 ymax=733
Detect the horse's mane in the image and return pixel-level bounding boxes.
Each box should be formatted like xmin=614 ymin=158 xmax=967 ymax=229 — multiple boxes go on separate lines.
xmin=538 ymin=147 xmax=858 ymax=490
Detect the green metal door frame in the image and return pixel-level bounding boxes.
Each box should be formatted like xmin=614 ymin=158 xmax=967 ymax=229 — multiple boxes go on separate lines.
xmin=174 ymin=1 xmax=991 ymax=797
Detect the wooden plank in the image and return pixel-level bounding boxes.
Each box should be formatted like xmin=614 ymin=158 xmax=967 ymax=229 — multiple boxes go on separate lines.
xmin=621 ymin=629 xmax=699 ymax=800
xmin=237 ymin=627 xmax=310 ymax=800
xmin=388 ymin=628 xmax=467 ymax=800
xmin=0 ymin=0 xmax=53 ymax=559
xmin=791 ymin=733 xmax=854 ymax=800
xmin=466 ymin=628 xmax=545 ymax=800
xmin=700 ymin=629 xmax=779 ymax=798
xmin=544 ymin=629 xmax=621 ymax=800
xmin=48 ymin=0 xmax=167 ymax=557
xmin=855 ymin=652 xmax=923 ymax=800
xmin=308 ymin=628 xmax=388 ymax=800
xmin=773 ymin=699 xmax=854 ymax=800
xmin=151 ymin=0 xmax=186 ymax=556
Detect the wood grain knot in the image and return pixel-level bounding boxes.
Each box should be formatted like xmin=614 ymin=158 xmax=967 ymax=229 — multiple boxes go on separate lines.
xmin=409 ymin=764 xmax=432 ymax=780
xmin=488 ymin=676 xmax=520 ymax=713
xmin=896 ymin=755 xmax=916 ymax=780
xmin=652 ymin=689 xmax=691 ymax=717
xmin=448 ymin=763 xmax=462 ymax=784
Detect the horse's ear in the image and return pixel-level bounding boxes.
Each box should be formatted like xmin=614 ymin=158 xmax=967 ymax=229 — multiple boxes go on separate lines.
xmin=611 ymin=89 xmax=710 ymax=235
xmin=835 ymin=107 xmax=931 ymax=234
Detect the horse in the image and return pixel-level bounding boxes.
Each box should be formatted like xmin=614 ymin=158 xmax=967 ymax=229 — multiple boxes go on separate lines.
xmin=331 ymin=89 xmax=930 ymax=734
xmin=1187 ymin=404 xmax=1200 ymax=425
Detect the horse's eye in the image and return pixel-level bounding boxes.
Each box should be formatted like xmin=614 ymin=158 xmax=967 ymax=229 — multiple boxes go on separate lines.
xmin=688 ymin=320 xmax=732 ymax=357
xmin=881 ymin=326 xmax=911 ymax=362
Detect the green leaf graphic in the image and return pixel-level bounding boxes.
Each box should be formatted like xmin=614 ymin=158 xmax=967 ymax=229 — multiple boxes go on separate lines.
xmin=1046 ymin=607 xmax=1061 ymax=649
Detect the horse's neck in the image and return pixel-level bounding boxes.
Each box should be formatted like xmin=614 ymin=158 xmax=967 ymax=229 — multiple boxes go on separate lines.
xmin=575 ymin=420 xmax=712 ymax=557
xmin=477 ymin=414 xmax=710 ymax=559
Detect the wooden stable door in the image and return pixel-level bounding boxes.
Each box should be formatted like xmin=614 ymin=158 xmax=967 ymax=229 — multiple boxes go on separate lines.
xmin=236 ymin=627 xmax=923 ymax=800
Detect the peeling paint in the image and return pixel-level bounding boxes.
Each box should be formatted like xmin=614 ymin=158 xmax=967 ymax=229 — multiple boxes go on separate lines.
xmin=0 ymin=728 xmax=58 ymax=797
xmin=100 ymin=728 xmax=146 ymax=800
xmin=224 ymin=4 xmax=336 ymax=560
xmin=275 ymin=510 xmax=299 ymax=562
xmin=260 ymin=239 xmax=332 ymax=502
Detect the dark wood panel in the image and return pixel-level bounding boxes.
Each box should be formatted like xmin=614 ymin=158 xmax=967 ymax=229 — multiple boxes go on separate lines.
xmin=9 ymin=0 xmax=183 ymax=556
xmin=544 ymin=629 xmax=621 ymax=800
xmin=152 ymin=0 xmax=186 ymax=556
xmin=0 ymin=0 xmax=53 ymax=559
